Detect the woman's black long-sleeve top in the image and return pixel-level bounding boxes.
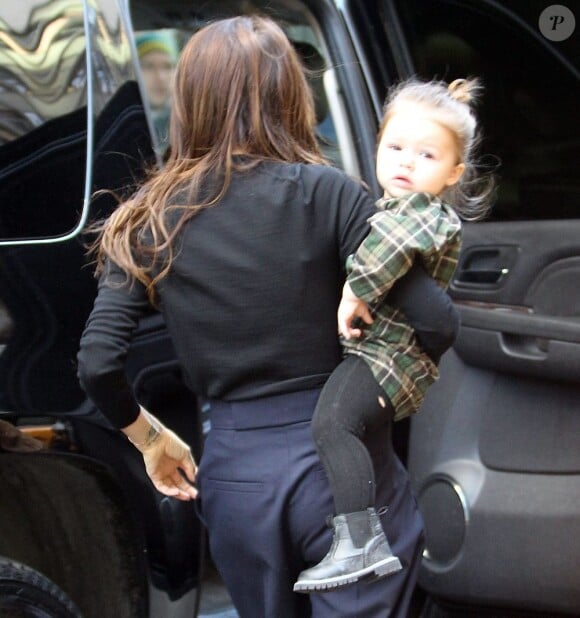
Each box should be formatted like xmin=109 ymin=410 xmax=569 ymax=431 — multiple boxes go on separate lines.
xmin=77 ymin=161 xmax=457 ymax=429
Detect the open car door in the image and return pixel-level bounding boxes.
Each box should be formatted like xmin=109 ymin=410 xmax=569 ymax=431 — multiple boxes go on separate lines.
xmin=338 ymin=0 xmax=580 ymax=614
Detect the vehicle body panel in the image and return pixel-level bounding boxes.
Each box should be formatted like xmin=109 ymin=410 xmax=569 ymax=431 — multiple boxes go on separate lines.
xmin=338 ymin=0 xmax=580 ymax=614
xmin=0 ymin=0 xmax=578 ymax=615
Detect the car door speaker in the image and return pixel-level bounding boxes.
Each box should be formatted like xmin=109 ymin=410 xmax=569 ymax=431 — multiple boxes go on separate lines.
xmin=418 ymin=475 xmax=468 ymax=564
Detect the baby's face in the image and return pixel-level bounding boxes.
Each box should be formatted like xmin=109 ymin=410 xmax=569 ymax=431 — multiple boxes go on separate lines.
xmin=376 ymin=103 xmax=464 ymax=199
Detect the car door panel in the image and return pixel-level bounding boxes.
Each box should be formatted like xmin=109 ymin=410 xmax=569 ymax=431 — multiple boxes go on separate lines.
xmin=451 ymin=221 xmax=580 ymax=382
xmin=335 ymin=0 xmax=580 ymax=612
xmin=409 ymin=218 xmax=580 ymax=611
xmin=411 ymin=355 xmax=580 ymax=613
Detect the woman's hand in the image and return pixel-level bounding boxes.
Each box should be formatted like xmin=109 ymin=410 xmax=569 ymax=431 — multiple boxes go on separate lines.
xmin=337 ymin=282 xmax=373 ymax=340
xmin=123 ymin=408 xmax=198 ymax=501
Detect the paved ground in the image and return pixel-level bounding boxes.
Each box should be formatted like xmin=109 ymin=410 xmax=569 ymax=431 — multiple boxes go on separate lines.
xmin=149 ymin=550 xmax=239 ymax=618
xmin=199 ymin=609 xmax=239 ymax=618
xmin=198 ymin=559 xmax=239 ymax=618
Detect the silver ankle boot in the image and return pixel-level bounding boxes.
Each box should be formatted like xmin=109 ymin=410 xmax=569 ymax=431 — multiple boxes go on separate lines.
xmin=293 ymin=507 xmax=402 ymax=593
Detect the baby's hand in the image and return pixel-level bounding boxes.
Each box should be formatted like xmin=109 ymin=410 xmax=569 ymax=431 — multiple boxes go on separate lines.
xmin=338 ymin=282 xmax=373 ymax=340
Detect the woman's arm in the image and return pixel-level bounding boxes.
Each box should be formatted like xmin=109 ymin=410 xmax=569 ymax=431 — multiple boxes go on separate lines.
xmin=77 ymin=260 xmax=149 ymax=427
xmin=77 ymin=260 xmax=197 ymax=500
xmin=343 ymin=194 xmax=460 ymax=362
xmin=388 ymin=262 xmax=460 ymax=363
xmin=337 ymin=263 xmax=459 ymax=361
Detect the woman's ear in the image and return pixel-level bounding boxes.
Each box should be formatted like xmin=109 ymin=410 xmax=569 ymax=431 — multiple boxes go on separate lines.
xmin=446 ymin=162 xmax=465 ymax=187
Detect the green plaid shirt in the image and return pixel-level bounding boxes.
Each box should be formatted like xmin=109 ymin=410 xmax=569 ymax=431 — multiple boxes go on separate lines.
xmin=342 ymin=192 xmax=462 ymax=421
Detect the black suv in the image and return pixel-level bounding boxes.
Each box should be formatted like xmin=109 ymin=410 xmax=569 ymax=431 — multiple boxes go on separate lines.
xmin=0 ymin=1 xmax=578 ymax=617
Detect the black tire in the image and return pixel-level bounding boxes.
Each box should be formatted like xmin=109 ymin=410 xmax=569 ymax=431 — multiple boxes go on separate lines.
xmin=0 ymin=557 xmax=82 ymax=618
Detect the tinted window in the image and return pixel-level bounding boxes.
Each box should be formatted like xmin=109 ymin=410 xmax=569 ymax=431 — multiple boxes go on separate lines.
xmin=129 ymin=0 xmax=346 ymax=169
xmin=0 ymin=0 xmax=152 ymax=415
xmin=389 ymin=0 xmax=580 ymax=221
xmin=0 ymin=1 xmax=88 ymax=240
xmin=0 ymin=2 xmax=87 ymax=145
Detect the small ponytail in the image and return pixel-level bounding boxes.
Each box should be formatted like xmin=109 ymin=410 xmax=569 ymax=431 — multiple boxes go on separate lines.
xmin=447 ymin=77 xmax=481 ymax=105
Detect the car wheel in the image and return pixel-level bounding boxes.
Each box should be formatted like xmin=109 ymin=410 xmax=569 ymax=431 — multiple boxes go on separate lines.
xmin=0 ymin=558 xmax=82 ymax=618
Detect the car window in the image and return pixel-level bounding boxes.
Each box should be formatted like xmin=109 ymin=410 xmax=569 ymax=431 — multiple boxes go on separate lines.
xmin=133 ymin=28 xmax=179 ymax=156
xmin=0 ymin=0 xmax=138 ymax=242
xmin=383 ymin=0 xmax=580 ymax=221
xmin=0 ymin=1 xmax=88 ymax=240
xmin=129 ymin=0 xmax=347 ymax=169
xmin=0 ymin=2 xmax=88 ymax=146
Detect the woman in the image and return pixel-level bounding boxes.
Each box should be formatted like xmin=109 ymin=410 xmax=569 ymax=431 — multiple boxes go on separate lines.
xmin=77 ymin=16 xmax=456 ymax=617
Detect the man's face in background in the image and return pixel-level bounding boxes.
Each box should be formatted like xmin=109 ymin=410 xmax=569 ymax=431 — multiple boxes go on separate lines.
xmin=139 ymin=49 xmax=175 ymax=111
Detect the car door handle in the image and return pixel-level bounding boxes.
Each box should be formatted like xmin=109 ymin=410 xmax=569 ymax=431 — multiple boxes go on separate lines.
xmin=454 ymin=268 xmax=508 ymax=284
xmin=453 ymin=246 xmax=519 ymax=288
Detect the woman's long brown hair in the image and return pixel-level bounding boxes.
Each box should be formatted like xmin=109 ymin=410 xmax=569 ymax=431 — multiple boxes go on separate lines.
xmin=94 ymin=16 xmax=327 ymax=302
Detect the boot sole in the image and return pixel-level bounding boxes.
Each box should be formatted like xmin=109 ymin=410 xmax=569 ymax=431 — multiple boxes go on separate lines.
xmin=293 ymin=556 xmax=402 ymax=593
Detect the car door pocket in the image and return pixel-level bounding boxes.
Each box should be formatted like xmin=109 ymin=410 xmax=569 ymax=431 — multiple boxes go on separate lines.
xmin=453 ymin=246 xmax=519 ymax=288
xmin=455 ymin=304 xmax=580 ymax=381
xmin=458 ymin=304 xmax=580 ymax=343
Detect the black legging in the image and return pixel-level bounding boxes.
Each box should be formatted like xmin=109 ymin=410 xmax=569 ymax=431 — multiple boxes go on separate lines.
xmin=311 ymin=354 xmax=395 ymax=515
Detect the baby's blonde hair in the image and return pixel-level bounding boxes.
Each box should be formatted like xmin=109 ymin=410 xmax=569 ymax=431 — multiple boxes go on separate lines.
xmin=379 ymin=77 xmax=494 ymax=220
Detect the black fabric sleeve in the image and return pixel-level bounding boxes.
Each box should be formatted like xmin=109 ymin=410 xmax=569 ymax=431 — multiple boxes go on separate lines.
xmin=335 ymin=179 xmax=376 ymax=263
xmin=77 ymin=260 xmax=151 ymax=428
xmin=388 ymin=262 xmax=460 ymax=363
xmin=305 ymin=165 xmax=376 ymax=263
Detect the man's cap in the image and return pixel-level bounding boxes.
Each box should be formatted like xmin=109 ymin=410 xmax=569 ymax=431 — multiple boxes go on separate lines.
xmin=136 ymin=30 xmax=179 ymax=62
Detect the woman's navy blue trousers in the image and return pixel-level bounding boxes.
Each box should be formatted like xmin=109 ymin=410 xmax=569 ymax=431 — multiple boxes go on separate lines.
xmin=197 ymin=388 xmax=424 ymax=618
